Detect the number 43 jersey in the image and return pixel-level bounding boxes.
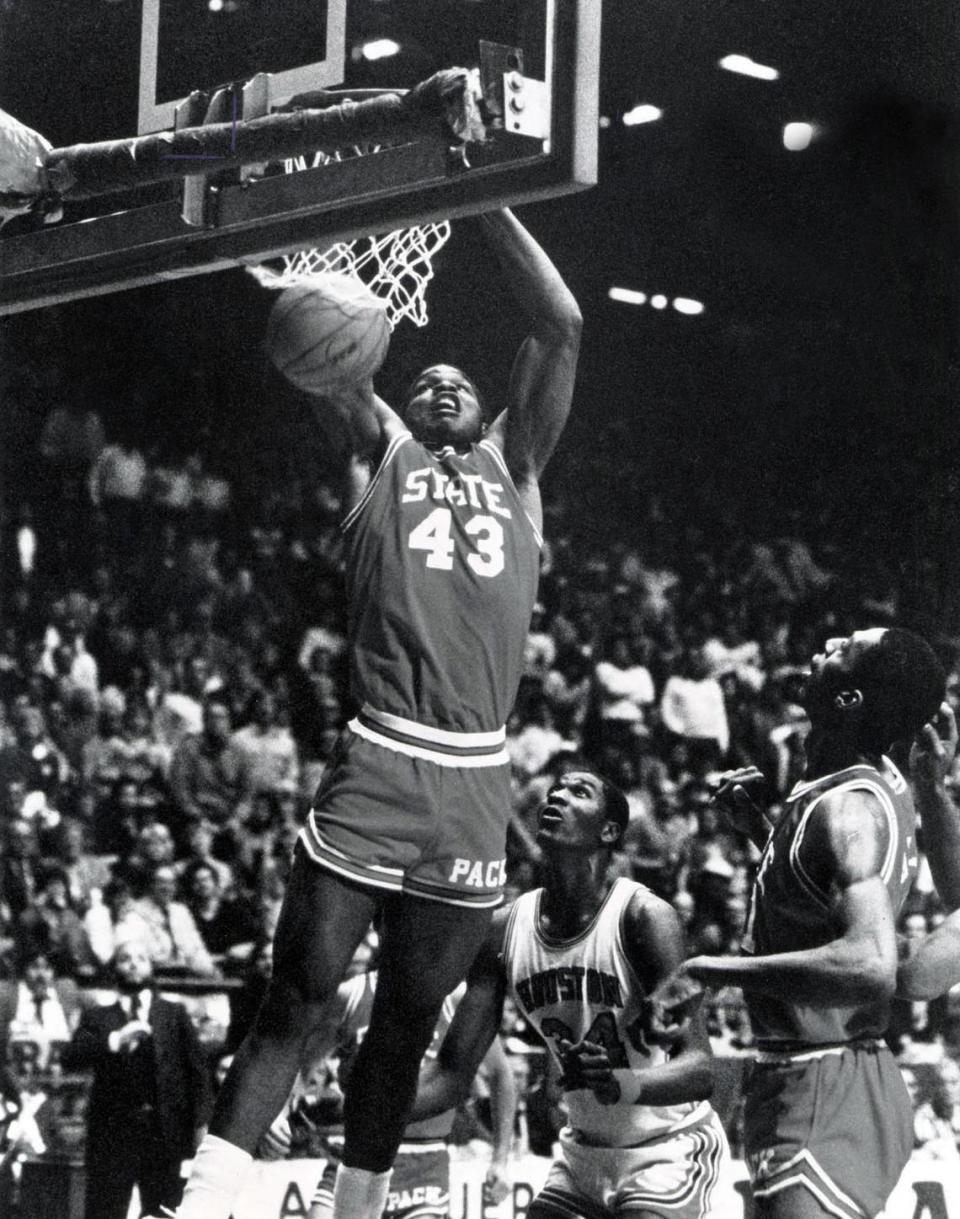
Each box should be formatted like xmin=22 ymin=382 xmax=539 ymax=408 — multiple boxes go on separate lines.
xmin=503 ymin=878 xmax=709 ymax=1147
xmin=343 ymin=432 xmax=542 ymax=734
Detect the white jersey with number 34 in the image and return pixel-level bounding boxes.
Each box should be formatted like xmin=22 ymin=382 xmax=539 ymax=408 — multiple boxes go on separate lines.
xmin=503 ymin=878 xmax=708 ymax=1147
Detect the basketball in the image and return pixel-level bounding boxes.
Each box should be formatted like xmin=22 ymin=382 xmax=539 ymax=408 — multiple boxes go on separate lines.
xmin=265 ymin=273 xmax=391 ymax=395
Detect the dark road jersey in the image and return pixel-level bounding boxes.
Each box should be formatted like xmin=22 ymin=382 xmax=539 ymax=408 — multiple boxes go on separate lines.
xmin=342 ymin=432 xmax=542 ymax=735
xmin=743 ymin=757 xmax=917 ymax=1046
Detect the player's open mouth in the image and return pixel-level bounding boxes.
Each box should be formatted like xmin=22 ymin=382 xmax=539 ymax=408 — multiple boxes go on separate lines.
xmin=539 ymin=808 xmax=564 ymax=827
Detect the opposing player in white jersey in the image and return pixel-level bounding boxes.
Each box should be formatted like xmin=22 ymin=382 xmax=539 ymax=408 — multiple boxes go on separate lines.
xmin=410 ymin=770 xmax=734 ymax=1219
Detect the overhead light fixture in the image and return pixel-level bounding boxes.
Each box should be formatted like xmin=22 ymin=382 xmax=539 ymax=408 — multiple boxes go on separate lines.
xmin=622 ymin=104 xmax=663 ymax=127
xmin=783 ymin=121 xmax=816 ymax=151
xmin=361 ymin=38 xmax=401 ymax=61
xmin=650 ymin=295 xmax=668 ymax=310
xmin=718 ymin=53 xmax=779 ymax=81
xmin=599 ymin=116 xmax=612 ymax=129
xmin=608 ymin=287 xmax=647 ymax=306
xmin=673 ymin=297 xmax=705 ymax=315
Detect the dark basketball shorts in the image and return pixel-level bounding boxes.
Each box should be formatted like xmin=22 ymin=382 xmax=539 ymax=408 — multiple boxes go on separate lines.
xmin=744 ymin=1040 xmax=913 ymax=1219
xmin=311 ymin=1141 xmax=450 ymax=1219
xmin=534 ymin=1108 xmax=732 ymax=1219
xmin=299 ymin=709 xmax=511 ymax=908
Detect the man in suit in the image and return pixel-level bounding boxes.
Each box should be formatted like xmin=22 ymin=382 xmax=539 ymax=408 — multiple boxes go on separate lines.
xmin=62 ymin=939 xmax=212 ymax=1219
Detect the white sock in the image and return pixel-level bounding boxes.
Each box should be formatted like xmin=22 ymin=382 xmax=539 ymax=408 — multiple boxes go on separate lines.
xmin=332 ymin=1164 xmax=393 ymax=1219
xmin=176 ymin=1134 xmax=254 ymax=1219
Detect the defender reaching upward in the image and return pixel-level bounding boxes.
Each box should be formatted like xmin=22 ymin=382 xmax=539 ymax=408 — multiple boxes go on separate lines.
xmin=169 ymin=207 xmax=581 ymax=1219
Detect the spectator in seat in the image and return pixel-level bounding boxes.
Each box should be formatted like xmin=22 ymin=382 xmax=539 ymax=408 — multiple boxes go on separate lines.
xmin=133 ymin=865 xmax=217 ymax=976
xmin=0 ymin=701 xmax=67 ymax=806
xmin=230 ymin=687 xmax=299 ymax=798
xmin=593 ymin=634 xmax=656 ymax=756
xmin=173 ymin=818 xmax=234 ymax=896
xmin=84 ymin=876 xmax=152 ymax=971
xmin=659 ymin=643 xmax=729 ymax=776
xmin=0 ymin=944 xmax=86 ymax=1073
xmin=168 ymin=694 xmax=254 ymax=853
xmin=17 ymin=864 xmax=95 ymax=977
xmin=62 ymin=939 xmax=212 ymax=1219
xmin=181 ymin=860 xmax=260 ymax=966
xmin=1 ymin=815 xmax=41 ymax=919
xmin=46 ymin=816 xmax=112 ymax=914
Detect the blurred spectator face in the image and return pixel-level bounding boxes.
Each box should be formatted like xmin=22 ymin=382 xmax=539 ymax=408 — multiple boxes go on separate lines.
xmin=187 ymin=819 xmax=216 ymax=857
xmin=203 ymin=701 xmax=232 ymax=744
xmin=124 ymin=703 xmax=152 ymax=739
xmin=7 ymin=816 xmax=36 ymax=857
xmin=114 ymin=941 xmax=153 ymax=989
xmin=15 ymin=704 xmax=45 ymax=745
xmin=105 ymin=880 xmax=134 ymax=921
xmin=4 ymin=779 xmax=27 ymax=819
xmin=189 ymin=864 xmax=219 ymax=903
xmin=150 ymin=867 xmax=178 ymax=909
xmin=251 ymin=691 xmax=276 ymax=729
xmin=42 ymin=872 xmax=70 ymax=909
xmin=139 ymin=823 xmax=174 ymax=864
xmin=902 ymin=912 xmax=928 ymax=945
xmin=725 ymin=894 xmax=749 ymax=937
xmin=672 ymin=890 xmax=695 ymax=928
xmin=60 ymin=819 xmax=86 ymax=861
xmin=186 ymin=656 xmax=211 ymax=697
xmin=899 ymin=1066 xmax=920 ymax=1108
xmin=940 ymin=1057 xmax=960 ymax=1107
xmin=23 ymin=952 xmax=55 ymax=996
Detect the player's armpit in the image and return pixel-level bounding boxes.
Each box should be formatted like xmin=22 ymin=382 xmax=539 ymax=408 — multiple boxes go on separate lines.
xmin=801 ymin=787 xmax=892 ymax=894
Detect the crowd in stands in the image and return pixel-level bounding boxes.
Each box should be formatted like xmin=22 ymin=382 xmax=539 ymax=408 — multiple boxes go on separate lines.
xmin=1 ymin=381 xmax=960 ymax=1168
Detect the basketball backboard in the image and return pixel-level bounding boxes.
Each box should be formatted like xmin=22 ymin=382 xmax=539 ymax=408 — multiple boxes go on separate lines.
xmin=0 ymin=0 xmax=600 ymax=316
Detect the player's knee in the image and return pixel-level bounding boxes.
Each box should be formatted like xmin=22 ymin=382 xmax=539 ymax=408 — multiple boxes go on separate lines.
xmin=255 ymin=975 xmax=334 ymax=1036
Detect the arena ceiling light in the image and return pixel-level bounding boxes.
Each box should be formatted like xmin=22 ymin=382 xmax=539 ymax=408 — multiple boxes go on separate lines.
xmin=622 ymin=104 xmax=663 ymax=127
xmin=608 ymin=287 xmax=647 ymax=306
xmin=783 ymin=121 xmax=817 ymax=151
xmin=360 ymin=38 xmax=402 ymax=61
xmin=673 ymin=297 xmax=705 ymax=315
xmin=718 ymin=53 xmax=779 ymax=81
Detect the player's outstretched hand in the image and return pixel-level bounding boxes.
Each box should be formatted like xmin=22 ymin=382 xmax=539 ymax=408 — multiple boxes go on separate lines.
xmin=710 ymin=767 xmax=767 ymax=835
xmin=646 ymin=968 xmax=705 ymax=1041
xmin=557 ymin=1038 xmax=621 ymax=1105
xmin=484 ymin=1162 xmax=511 ymax=1205
xmin=910 ymin=702 xmax=959 ymax=790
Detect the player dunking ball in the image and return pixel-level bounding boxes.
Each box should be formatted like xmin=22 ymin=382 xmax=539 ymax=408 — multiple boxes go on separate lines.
xmin=410 ymin=770 xmax=735 ymax=1219
xmin=167 ymin=208 xmax=581 ymax=1219
xmin=655 ymin=627 xmax=946 ymax=1219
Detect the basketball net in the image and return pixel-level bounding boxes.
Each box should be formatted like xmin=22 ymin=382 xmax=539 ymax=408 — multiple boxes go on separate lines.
xmin=248 ymin=148 xmax=451 ymax=329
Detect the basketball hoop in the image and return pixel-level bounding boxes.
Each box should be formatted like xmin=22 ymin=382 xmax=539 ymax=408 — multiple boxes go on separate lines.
xmin=248 ymin=147 xmax=451 ymax=329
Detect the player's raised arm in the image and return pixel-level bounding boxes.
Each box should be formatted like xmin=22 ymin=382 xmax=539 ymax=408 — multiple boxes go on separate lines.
xmin=480 ymin=209 xmax=582 ymax=513
xmin=658 ymin=790 xmax=898 ymax=1007
xmin=910 ymin=703 xmax=960 ymax=909
xmin=408 ymin=913 xmax=510 ymax=1121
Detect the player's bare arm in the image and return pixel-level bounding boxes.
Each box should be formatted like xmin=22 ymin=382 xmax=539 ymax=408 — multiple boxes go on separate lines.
xmin=910 ymin=702 xmax=960 ymax=909
xmin=480 ymin=208 xmax=582 ymax=530
xmin=564 ymin=891 xmax=713 ymax=1107
xmin=657 ymin=790 xmax=897 ymax=1008
xmin=710 ymin=766 xmax=773 ymax=851
xmin=408 ymin=909 xmax=511 ymax=1121
xmin=480 ymin=1033 xmax=516 ymax=1204
xmin=304 ymin=381 xmax=404 ymax=514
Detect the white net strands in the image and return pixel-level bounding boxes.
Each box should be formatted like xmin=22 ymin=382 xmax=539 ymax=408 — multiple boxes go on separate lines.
xmin=248 ymin=148 xmax=451 ymax=329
